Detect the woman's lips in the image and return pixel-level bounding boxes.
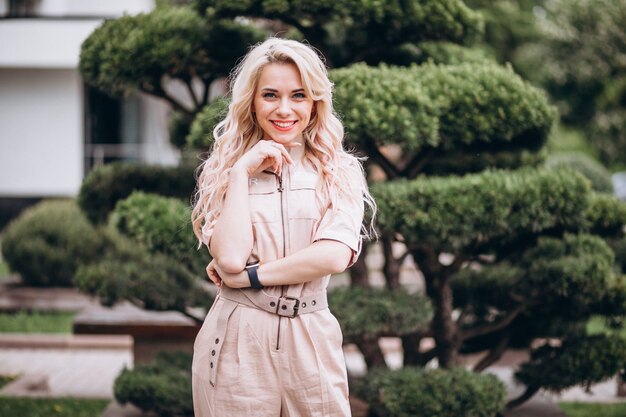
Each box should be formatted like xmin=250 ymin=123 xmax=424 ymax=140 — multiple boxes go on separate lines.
xmin=271 ymin=120 xmax=297 ymax=131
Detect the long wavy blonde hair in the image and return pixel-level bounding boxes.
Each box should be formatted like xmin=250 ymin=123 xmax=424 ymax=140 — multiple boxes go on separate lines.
xmin=192 ymin=37 xmax=376 ymax=247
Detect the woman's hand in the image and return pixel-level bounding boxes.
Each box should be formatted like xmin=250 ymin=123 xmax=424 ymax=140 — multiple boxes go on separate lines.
xmin=206 ymin=259 xmax=249 ymax=289
xmin=206 ymin=259 xmax=223 ymax=287
xmin=232 ymin=140 xmax=298 ymax=177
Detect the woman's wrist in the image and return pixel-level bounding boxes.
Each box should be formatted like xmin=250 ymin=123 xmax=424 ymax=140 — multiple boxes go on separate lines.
xmin=230 ymin=164 xmax=250 ymax=180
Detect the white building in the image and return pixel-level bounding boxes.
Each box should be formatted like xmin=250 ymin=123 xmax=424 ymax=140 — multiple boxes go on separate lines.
xmin=0 ymin=0 xmax=180 ymax=227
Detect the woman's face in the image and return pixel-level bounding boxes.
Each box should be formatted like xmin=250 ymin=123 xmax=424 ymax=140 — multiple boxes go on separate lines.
xmin=252 ymin=62 xmax=314 ymax=147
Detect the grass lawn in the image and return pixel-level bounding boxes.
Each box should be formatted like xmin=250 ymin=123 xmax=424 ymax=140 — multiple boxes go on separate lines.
xmin=0 ymin=311 xmax=75 ymax=333
xmin=0 ymin=397 xmax=109 ymax=417
xmin=559 ymin=402 xmax=626 ymax=417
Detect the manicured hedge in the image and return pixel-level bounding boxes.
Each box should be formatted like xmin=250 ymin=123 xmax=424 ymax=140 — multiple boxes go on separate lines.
xmin=355 ymin=367 xmax=506 ymax=417
xmin=115 ymin=351 xmax=193 ymax=417
xmin=78 ymin=161 xmax=197 ymax=224
xmin=329 ymin=286 xmax=432 ymax=338
xmin=1 ymin=199 xmax=104 ymax=287
xmin=373 ymin=167 xmax=590 ymax=252
xmin=186 ymin=97 xmax=229 ymax=149
xmin=516 ymin=335 xmax=626 ymax=392
xmin=546 ymin=153 xmax=613 ymax=193
xmin=74 ymin=231 xmax=206 ymax=311
xmin=110 ymin=191 xmax=210 ymax=274
xmin=331 ymin=63 xmax=556 ymax=155
xmin=80 ymin=7 xmax=211 ymax=96
xmin=199 ymin=0 xmax=484 ymax=46
xmin=584 ymin=192 xmax=626 ymax=237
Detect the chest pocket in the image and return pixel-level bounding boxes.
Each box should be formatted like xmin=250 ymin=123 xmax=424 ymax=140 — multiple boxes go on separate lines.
xmin=248 ymin=174 xmax=280 ymax=223
xmin=289 ymin=170 xmax=322 ymax=220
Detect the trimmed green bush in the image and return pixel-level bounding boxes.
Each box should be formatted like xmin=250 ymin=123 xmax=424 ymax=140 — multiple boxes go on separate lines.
xmin=115 ymin=351 xmax=193 ymax=417
xmin=186 ymin=96 xmax=230 ymax=149
xmin=200 ymin=0 xmax=484 ymax=52
xmin=373 ymin=167 xmax=590 ymax=253
xmin=110 ymin=191 xmax=210 ymax=274
xmin=519 ymin=233 xmax=617 ymax=318
xmin=516 ymin=335 xmax=626 ymax=392
xmin=546 ymin=153 xmax=613 ymax=193
xmin=332 ymin=64 xmax=439 ymax=153
xmin=584 ymin=193 xmax=626 ymax=237
xmin=355 ymin=367 xmax=506 ymax=417
xmin=331 ymin=63 xmax=556 ymax=157
xmin=329 ymin=286 xmax=432 ymax=338
xmin=74 ymin=231 xmax=207 ymax=311
xmin=1 ymin=200 xmax=104 ymax=287
xmin=80 ymin=7 xmax=212 ymax=97
xmin=78 ymin=161 xmax=197 ymax=224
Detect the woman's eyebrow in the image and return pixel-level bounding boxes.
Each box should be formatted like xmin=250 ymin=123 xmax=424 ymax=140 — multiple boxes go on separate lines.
xmin=260 ymin=87 xmax=305 ymax=93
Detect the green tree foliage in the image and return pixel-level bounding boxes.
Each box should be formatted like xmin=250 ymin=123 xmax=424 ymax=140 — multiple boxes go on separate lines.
xmin=546 ymin=153 xmax=614 ymax=194
xmin=80 ymin=7 xmax=265 ymax=144
xmin=194 ymin=0 xmax=484 ymax=67
xmin=2 ymin=200 xmax=105 ymax=287
xmin=464 ymin=0 xmax=544 ymax=67
xmin=109 ymin=191 xmax=211 ymax=274
xmin=332 ymin=63 xmax=555 ymax=177
xmin=114 ymin=351 xmax=193 ymax=417
xmin=517 ymin=0 xmax=626 ymax=166
xmin=355 ymin=367 xmax=506 ymax=417
xmin=77 ymin=161 xmax=196 ymax=224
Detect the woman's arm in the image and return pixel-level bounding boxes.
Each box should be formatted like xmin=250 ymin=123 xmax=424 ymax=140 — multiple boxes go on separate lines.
xmin=208 ymin=140 xmax=295 ymax=273
xmin=208 ymin=167 xmax=253 ymax=273
xmin=210 ymin=239 xmax=353 ymax=288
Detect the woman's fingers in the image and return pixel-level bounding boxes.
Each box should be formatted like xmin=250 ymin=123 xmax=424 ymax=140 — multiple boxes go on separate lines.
xmin=206 ymin=261 xmax=223 ymax=287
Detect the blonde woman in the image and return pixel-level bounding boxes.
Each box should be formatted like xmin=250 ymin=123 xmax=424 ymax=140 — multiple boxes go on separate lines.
xmin=191 ymin=37 xmax=375 ymax=417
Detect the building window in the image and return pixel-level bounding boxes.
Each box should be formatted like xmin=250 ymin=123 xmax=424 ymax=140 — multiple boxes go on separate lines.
xmin=84 ymin=85 xmax=143 ymax=175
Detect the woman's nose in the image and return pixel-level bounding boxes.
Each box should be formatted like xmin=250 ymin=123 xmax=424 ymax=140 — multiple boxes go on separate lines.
xmin=277 ymin=98 xmax=291 ymax=116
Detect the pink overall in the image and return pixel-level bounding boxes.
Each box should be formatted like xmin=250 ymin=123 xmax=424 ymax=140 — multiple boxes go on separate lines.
xmin=192 ymin=160 xmax=364 ymax=417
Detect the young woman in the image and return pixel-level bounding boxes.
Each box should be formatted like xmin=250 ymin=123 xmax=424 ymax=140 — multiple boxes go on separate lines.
xmin=191 ymin=37 xmax=375 ymax=417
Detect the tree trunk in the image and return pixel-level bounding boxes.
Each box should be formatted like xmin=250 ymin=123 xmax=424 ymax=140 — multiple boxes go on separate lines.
xmin=355 ymin=335 xmax=387 ymax=369
xmin=506 ymin=385 xmax=540 ymax=410
xmin=401 ymin=332 xmax=422 ymax=366
xmin=425 ymin=274 xmax=458 ymax=368
xmin=349 ymin=243 xmax=370 ymax=287
xmin=382 ymin=235 xmax=401 ymax=289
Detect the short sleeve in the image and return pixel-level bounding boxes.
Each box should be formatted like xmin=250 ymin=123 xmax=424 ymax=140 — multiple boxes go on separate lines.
xmin=313 ymin=164 xmax=365 ymax=267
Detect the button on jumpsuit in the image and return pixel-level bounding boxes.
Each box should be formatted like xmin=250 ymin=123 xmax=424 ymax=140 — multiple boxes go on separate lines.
xmin=192 ymin=160 xmax=365 ymax=417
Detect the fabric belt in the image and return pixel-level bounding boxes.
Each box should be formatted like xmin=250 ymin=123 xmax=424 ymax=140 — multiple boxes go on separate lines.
xmin=218 ymin=286 xmax=328 ymax=318
xmin=207 ymin=287 xmax=328 ymax=387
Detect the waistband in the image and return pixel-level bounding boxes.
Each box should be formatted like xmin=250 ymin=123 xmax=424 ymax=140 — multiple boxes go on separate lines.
xmin=218 ymin=286 xmax=328 ymax=318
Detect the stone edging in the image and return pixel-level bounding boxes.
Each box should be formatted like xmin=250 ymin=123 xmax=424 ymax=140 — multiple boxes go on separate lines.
xmin=0 ymin=333 xmax=133 ymax=349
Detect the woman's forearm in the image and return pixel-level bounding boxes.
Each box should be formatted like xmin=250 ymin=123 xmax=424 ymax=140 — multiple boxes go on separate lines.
xmin=209 ymin=168 xmax=253 ymax=272
xmin=257 ymin=240 xmax=352 ymax=286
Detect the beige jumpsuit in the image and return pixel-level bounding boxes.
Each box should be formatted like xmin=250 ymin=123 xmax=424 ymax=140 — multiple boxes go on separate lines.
xmin=192 ymin=160 xmax=364 ymax=417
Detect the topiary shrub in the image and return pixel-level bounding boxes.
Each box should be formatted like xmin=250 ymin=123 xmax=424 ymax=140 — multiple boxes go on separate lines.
xmin=114 ymin=351 xmax=193 ymax=417
xmin=78 ymin=161 xmax=197 ymax=225
xmin=329 ymin=286 xmax=432 ymax=339
xmin=74 ymin=230 xmax=207 ymax=312
xmin=546 ymin=153 xmax=614 ymax=193
xmin=354 ymin=367 xmax=506 ymax=417
xmin=515 ymin=335 xmax=626 ymax=394
xmin=186 ymin=97 xmax=230 ymax=150
xmin=109 ymin=191 xmax=210 ymax=275
xmin=1 ymin=199 xmax=104 ymax=287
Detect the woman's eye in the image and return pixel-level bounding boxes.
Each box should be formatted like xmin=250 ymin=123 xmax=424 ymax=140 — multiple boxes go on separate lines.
xmin=262 ymin=92 xmax=276 ymax=98
xmin=293 ymin=93 xmax=306 ymax=99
